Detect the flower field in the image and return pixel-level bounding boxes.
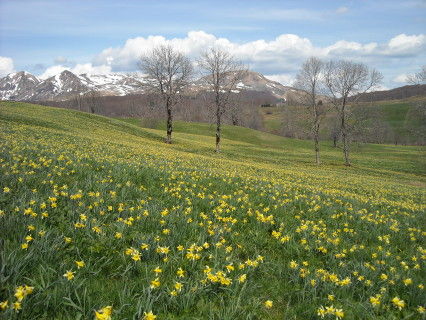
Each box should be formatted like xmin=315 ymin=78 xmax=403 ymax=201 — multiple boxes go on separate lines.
xmin=0 ymin=101 xmax=425 ymax=319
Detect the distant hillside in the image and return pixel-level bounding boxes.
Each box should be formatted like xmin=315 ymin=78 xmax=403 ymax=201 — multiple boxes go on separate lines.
xmin=261 ymin=97 xmax=426 ymax=146
xmin=352 ymin=84 xmax=426 ymax=102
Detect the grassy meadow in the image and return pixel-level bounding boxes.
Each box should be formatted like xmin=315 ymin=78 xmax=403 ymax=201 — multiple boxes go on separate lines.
xmin=260 ymin=97 xmax=426 ymax=145
xmin=0 ymin=101 xmax=425 ymax=319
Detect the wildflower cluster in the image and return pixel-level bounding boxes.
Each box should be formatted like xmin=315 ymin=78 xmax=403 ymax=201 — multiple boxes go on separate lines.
xmin=0 ymin=285 xmax=34 ymax=313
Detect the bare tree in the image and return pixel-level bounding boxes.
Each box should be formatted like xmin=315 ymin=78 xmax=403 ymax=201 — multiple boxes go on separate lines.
xmin=229 ymin=96 xmax=243 ymax=126
xmin=71 ymin=93 xmax=83 ymax=111
xmin=139 ymin=44 xmax=193 ymax=143
xmin=198 ymin=48 xmax=246 ymax=152
xmin=295 ymin=57 xmax=325 ymax=165
xmin=350 ymin=105 xmax=393 ymax=144
xmin=324 ymin=60 xmax=382 ymax=166
xmin=85 ymin=90 xmax=101 ymax=114
xmin=406 ymin=65 xmax=426 ymax=85
xmin=330 ymin=124 xmax=340 ymax=147
xmin=280 ymin=105 xmax=310 ymax=139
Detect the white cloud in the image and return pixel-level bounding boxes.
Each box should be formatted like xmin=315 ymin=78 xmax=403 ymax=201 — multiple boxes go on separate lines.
xmin=386 ymin=33 xmax=426 ymax=55
xmin=71 ymin=63 xmax=111 ymax=75
xmin=92 ymin=31 xmax=426 ymax=75
xmin=265 ymin=74 xmax=295 ymax=86
xmin=366 ymin=84 xmax=390 ymax=92
xmin=39 ymin=63 xmax=111 ymax=79
xmin=0 ymin=56 xmax=15 ymax=77
xmin=39 ymin=65 xmax=68 ymax=79
xmin=93 ymin=31 xmax=319 ymax=74
xmin=322 ymin=33 xmax=426 ymax=58
xmin=93 ymin=31 xmax=227 ymax=71
xmin=31 ymin=31 xmax=425 ymax=89
xmin=393 ymin=73 xmax=409 ymax=83
xmin=324 ymin=40 xmax=379 ymax=56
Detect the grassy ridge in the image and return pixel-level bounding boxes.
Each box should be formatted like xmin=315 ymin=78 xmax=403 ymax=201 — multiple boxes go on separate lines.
xmin=0 ymin=101 xmax=425 ymax=319
xmin=260 ymin=97 xmax=426 ymax=144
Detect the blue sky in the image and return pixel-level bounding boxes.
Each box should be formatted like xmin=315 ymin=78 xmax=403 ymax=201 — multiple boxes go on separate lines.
xmin=0 ymin=0 xmax=425 ymax=88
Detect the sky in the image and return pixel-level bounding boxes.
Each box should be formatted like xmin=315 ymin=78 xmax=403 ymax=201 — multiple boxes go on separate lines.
xmin=0 ymin=0 xmax=425 ymax=88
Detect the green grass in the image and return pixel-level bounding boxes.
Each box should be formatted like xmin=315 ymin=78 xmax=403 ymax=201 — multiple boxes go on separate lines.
xmin=380 ymin=102 xmax=411 ymax=128
xmin=0 ymin=101 xmax=425 ymax=320
xmin=376 ymin=100 xmax=424 ymax=141
xmin=117 ymin=116 xmax=426 ymax=178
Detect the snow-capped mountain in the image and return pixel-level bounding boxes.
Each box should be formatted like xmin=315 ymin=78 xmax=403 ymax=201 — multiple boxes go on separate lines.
xmin=30 ymin=71 xmax=90 ymax=101
xmin=193 ymin=71 xmax=293 ymax=99
xmin=0 ymin=71 xmax=148 ymax=101
xmin=0 ymin=71 xmax=41 ymax=100
xmin=0 ymin=70 xmax=294 ymax=101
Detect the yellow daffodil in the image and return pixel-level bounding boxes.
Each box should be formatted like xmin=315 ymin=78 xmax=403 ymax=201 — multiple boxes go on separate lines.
xmin=264 ymin=300 xmax=273 ymax=308
xmin=95 ymin=306 xmax=113 ymax=320
xmin=143 ymin=311 xmax=157 ymax=320
xmin=63 ymin=270 xmax=75 ymax=280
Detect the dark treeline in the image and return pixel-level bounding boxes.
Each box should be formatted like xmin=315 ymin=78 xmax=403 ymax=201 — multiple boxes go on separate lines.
xmin=37 ymin=90 xmax=271 ymax=130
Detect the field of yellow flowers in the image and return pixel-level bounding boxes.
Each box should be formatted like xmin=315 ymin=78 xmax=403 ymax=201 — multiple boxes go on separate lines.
xmin=0 ymin=101 xmax=425 ymax=320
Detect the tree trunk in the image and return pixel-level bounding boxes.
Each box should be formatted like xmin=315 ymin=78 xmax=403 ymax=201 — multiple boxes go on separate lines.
xmin=312 ymin=102 xmax=320 ymax=165
xmin=216 ymin=106 xmax=221 ymax=153
xmin=231 ymin=114 xmax=238 ymax=126
xmin=166 ymin=103 xmax=173 ymax=144
xmin=340 ymin=106 xmax=350 ymax=166
xmin=314 ymin=122 xmax=320 ymax=165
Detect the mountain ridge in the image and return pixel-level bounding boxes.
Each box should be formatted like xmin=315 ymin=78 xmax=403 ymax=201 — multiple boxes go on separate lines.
xmin=0 ymin=70 xmax=296 ymax=102
xmin=2 ymin=70 xmax=425 ymax=103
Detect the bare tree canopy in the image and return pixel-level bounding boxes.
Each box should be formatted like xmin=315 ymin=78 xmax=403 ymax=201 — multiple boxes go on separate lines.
xmin=294 ymin=57 xmax=325 ymax=164
xmin=139 ymin=44 xmax=193 ymax=143
xmin=324 ymin=60 xmax=382 ymax=165
xmin=406 ymin=65 xmax=426 ymax=85
xmin=198 ymin=47 xmax=247 ymax=152
xmin=86 ymin=90 xmax=101 ymax=114
xmin=295 ymin=57 xmax=324 ymax=101
xmin=324 ymin=60 xmax=383 ymax=102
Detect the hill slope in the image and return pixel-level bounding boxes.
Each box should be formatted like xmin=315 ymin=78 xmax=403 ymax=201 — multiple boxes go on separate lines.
xmin=352 ymin=84 xmax=426 ymax=102
xmin=0 ymin=102 xmax=425 ymax=319
xmin=261 ymin=96 xmax=426 ymax=145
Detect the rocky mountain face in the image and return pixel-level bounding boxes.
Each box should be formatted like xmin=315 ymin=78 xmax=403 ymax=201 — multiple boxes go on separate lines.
xmin=0 ymin=71 xmax=41 ymax=100
xmin=0 ymin=70 xmax=149 ymax=101
xmin=192 ymin=71 xmax=294 ymax=100
xmin=236 ymin=71 xmax=294 ymax=98
xmin=0 ymin=70 xmax=295 ymax=102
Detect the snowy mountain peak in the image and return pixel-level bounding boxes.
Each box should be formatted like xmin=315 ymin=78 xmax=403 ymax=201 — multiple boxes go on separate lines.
xmin=3 ymin=71 xmax=40 ymax=84
xmin=0 ymin=71 xmax=41 ymax=100
xmin=0 ymin=70 xmax=294 ymax=101
xmin=193 ymin=70 xmax=292 ymax=99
